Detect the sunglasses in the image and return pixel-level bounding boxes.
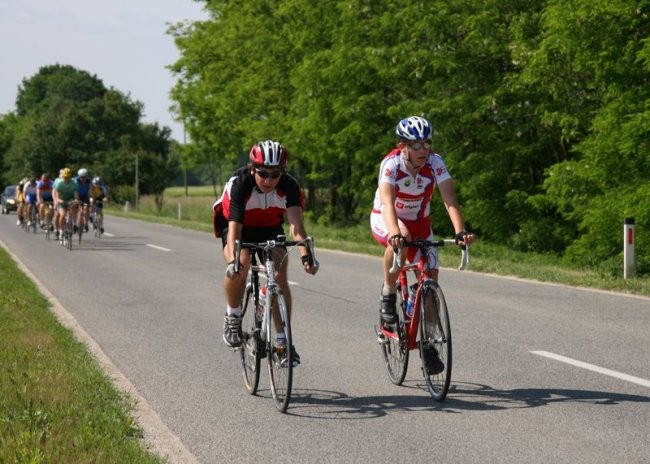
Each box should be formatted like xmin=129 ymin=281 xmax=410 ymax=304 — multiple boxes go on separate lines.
xmin=407 ymin=141 xmax=431 ymax=151
xmin=255 ymin=168 xmax=283 ymax=179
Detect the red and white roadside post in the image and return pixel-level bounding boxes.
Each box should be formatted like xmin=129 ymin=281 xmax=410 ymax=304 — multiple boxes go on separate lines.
xmin=624 ymin=217 xmax=635 ymax=279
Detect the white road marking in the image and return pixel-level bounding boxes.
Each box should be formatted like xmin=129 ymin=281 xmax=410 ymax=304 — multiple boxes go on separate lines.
xmin=531 ymin=350 xmax=650 ymax=388
xmin=103 ymin=232 xmax=114 ymax=237
xmin=147 ymin=244 xmax=171 ymax=252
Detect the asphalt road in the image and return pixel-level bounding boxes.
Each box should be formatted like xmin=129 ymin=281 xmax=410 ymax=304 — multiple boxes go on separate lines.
xmin=1 ymin=213 xmax=649 ymax=464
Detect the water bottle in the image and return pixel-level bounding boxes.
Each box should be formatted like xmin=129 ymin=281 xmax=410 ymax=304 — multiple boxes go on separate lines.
xmin=405 ymin=284 xmax=417 ymax=318
xmin=256 ymin=285 xmax=266 ymax=320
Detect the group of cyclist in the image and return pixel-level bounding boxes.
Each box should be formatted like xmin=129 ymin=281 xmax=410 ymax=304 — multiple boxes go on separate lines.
xmin=214 ymin=116 xmax=475 ymax=371
xmin=14 ymin=168 xmax=109 ymax=239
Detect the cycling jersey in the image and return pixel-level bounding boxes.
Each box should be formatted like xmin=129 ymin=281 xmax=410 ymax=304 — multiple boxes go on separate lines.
xmin=370 ymin=148 xmax=452 ymax=269
xmin=90 ymin=184 xmax=107 ymax=200
xmin=213 ymin=167 xmax=304 ymax=238
xmin=76 ymin=177 xmax=91 ymax=203
xmin=23 ymin=182 xmax=38 ymax=204
xmin=55 ymin=179 xmax=78 ymax=203
xmin=37 ymin=179 xmax=54 ymax=202
xmin=372 ymin=148 xmax=451 ymax=221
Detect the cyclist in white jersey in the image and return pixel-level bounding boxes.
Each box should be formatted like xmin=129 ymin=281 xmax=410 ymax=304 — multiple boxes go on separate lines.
xmin=370 ymin=116 xmax=475 ymax=323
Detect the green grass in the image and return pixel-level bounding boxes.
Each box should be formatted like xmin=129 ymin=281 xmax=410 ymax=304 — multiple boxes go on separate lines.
xmin=0 ymin=248 xmax=164 ymax=464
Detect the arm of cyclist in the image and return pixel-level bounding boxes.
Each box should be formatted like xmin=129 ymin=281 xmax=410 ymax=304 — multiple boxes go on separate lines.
xmin=378 ymin=181 xmax=406 ymax=250
xmin=438 ymin=179 xmax=476 ymax=247
xmin=287 ymin=206 xmax=318 ymax=275
xmin=223 ymin=220 xmax=244 ymax=278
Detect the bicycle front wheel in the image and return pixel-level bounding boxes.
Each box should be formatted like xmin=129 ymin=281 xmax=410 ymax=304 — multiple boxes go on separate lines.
xmin=379 ymin=288 xmax=409 ymax=385
xmin=267 ymin=290 xmax=292 ymax=413
xmin=240 ymin=285 xmax=261 ymax=394
xmin=419 ymin=281 xmax=452 ymax=401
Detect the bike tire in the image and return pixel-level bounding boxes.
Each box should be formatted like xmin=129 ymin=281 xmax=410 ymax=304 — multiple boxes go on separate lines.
xmin=419 ymin=281 xmax=452 ymax=401
xmin=94 ymin=216 xmax=103 ymax=238
xmin=267 ymin=290 xmax=292 ymax=413
xmin=240 ymin=284 xmax=262 ymax=395
xmin=380 ymin=287 xmax=409 ymax=385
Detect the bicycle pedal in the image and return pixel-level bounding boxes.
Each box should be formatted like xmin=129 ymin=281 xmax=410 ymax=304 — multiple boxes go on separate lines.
xmin=374 ymin=325 xmax=389 ymax=345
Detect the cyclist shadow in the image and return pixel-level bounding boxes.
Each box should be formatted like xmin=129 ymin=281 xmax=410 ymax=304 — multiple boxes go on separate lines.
xmin=441 ymin=381 xmax=650 ymax=411
xmin=285 ymin=382 xmax=649 ymax=418
xmin=72 ymin=235 xmax=148 ymax=252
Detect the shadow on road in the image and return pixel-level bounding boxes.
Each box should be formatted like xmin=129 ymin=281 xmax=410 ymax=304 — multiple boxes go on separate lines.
xmin=279 ymin=382 xmax=649 ymax=418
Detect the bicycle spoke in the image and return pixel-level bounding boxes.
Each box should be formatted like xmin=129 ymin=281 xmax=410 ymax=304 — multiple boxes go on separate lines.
xmin=240 ymin=286 xmax=261 ymax=395
xmin=379 ymin=288 xmax=409 ymax=385
xmin=419 ymin=282 xmax=452 ymax=401
xmin=267 ymin=291 xmax=292 ymax=413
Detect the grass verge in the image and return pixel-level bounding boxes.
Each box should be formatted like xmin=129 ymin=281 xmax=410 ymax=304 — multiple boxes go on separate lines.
xmin=0 ymin=247 xmax=163 ymax=464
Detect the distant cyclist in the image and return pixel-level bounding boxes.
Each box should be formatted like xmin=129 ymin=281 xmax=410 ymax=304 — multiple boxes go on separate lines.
xmin=54 ymin=168 xmax=79 ymax=238
xmin=15 ymin=179 xmax=26 ymax=226
xmin=36 ymin=172 xmax=55 ymax=230
xmin=89 ymin=176 xmax=109 ymax=233
xmin=23 ymin=177 xmax=38 ymax=227
xmin=212 ymin=140 xmax=318 ymax=365
xmin=76 ymin=168 xmax=92 ymax=232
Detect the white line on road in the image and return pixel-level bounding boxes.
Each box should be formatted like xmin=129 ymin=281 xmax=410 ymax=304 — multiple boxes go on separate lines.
xmin=531 ymin=350 xmax=650 ymax=388
xmin=147 ymin=244 xmax=171 ymax=252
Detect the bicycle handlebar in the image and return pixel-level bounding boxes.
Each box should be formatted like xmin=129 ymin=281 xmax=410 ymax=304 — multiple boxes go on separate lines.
xmin=389 ymin=239 xmax=470 ymax=274
xmin=233 ymin=235 xmax=319 ymax=274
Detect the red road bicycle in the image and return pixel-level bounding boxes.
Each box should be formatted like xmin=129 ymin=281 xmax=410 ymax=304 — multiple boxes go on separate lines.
xmin=376 ymin=238 xmax=469 ymax=401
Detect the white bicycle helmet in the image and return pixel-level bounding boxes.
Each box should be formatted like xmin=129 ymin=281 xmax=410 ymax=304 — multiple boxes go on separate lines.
xmin=395 ymin=116 xmax=433 ymax=141
xmin=78 ymin=168 xmax=88 ymax=177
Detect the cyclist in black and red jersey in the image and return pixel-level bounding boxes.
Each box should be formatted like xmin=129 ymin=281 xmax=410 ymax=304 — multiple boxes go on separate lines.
xmin=213 ymin=140 xmax=318 ymax=362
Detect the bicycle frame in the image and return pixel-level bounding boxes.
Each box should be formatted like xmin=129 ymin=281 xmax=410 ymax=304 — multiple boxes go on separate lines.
xmin=234 ymin=235 xmax=317 ymax=412
xmin=380 ymin=239 xmax=468 ymax=348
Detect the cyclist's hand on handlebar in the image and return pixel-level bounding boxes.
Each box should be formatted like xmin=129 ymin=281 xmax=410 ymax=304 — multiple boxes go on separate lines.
xmin=301 ymin=254 xmax=319 ymax=275
xmin=225 ymin=260 xmax=241 ymax=279
xmin=454 ymin=230 xmax=476 ymax=248
xmin=388 ymin=233 xmax=404 ymax=250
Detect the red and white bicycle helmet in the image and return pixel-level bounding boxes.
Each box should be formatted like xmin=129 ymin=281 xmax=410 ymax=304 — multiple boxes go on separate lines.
xmin=395 ymin=116 xmax=433 ymax=141
xmin=249 ymin=140 xmax=288 ymax=167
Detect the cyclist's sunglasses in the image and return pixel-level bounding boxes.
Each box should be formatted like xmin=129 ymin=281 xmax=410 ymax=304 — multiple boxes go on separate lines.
xmin=406 ymin=141 xmax=431 ymax=151
xmin=255 ymin=168 xmax=284 ymax=179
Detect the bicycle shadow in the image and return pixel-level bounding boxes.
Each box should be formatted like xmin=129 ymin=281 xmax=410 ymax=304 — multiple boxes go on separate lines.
xmin=63 ymin=235 xmax=149 ymax=252
xmin=280 ymin=381 xmax=650 ymax=419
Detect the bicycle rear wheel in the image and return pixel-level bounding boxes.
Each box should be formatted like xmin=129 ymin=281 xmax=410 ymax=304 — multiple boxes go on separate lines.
xmin=94 ymin=213 xmax=103 ymax=238
xmin=379 ymin=288 xmax=409 ymax=385
xmin=267 ymin=290 xmax=292 ymax=413
xmin=419 ymin=281 xmax=452 ymax=401
xmin=240 ymin=284 xmax=261 ymax=394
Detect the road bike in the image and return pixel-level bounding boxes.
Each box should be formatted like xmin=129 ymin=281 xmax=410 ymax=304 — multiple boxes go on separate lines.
xmin=77 ymin=202 xmax=88 ymax=244
xmin=59 ymin=202 xmax=78 ymax=250
xmin=24 ymin=203 xmax=38 ymax=233
xmin=91 ymin=201 xmax=104 ymax=238
xmin=41 ymin=202 xmax=54 ymax=240
xmin=376 ymin=238 xmax=469 ymax=401
xmin=234 ymin=235 xmax=317 ymax=413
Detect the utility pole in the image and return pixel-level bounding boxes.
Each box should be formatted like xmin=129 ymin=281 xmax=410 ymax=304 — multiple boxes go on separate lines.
xmin=135 ymin=153 xmax=139 ymax=211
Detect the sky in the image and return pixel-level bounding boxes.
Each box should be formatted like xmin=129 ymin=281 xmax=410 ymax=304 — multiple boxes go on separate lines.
xmin=0 ymin=0 xmax=207 ymax=142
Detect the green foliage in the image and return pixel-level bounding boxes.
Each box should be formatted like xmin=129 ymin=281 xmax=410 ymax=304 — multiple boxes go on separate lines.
xmin=166 ymin=0 xmax=648 ymax=273
xmin=0 ymin=64 xmax=176 ymax=198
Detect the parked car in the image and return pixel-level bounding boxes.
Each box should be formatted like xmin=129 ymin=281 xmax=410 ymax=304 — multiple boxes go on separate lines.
xmin=1 ymin=185 xmax=17 ymax=214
